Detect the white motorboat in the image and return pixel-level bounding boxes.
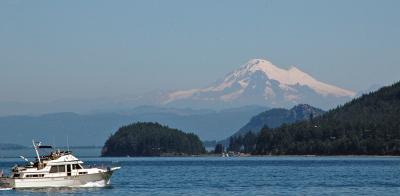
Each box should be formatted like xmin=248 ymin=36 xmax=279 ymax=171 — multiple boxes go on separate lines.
xmin=0 ymin=140 xmax=120 ymax=189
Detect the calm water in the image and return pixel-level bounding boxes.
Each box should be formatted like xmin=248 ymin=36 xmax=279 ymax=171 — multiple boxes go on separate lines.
xmin=1 ymin=156 xmax=400 ymax=195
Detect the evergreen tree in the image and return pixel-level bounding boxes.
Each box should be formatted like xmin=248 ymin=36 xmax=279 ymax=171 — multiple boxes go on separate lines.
xmin=214 ymin=144 xmax=224 ymax=154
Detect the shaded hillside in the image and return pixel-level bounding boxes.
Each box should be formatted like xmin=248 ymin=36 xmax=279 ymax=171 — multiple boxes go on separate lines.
xmin=226 ymin=104 xmax=324 ymax=151
xmin=233 ymin=104 xmax=324 ymax=137
xmin=252 ymin=81 xmax=400 ymax=155
xmin=102 ymin=122 xmax=205 ymax=156
xmin=0 ymin=105 xmax=266 ymax=146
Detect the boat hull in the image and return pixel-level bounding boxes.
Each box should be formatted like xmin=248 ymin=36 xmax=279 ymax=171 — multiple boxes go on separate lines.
xmin=4 ymin=171 xmax=114 ymax=189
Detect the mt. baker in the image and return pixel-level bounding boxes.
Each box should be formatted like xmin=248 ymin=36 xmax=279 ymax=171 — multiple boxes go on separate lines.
xmin=162 ymin=59 xmax=355 ymax=110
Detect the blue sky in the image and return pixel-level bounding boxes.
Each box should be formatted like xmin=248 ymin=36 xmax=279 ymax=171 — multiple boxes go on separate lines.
xmin=1 ymin=0 xmax=399 ymax=103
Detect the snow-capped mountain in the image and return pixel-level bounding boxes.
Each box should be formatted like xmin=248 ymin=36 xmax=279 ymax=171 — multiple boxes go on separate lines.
xmin=162 ymin=59 xmax=356 ymax=110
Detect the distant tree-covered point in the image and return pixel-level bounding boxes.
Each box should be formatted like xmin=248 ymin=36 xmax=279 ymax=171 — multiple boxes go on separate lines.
xmin=101 ymin=122 xmax=205 ymax=157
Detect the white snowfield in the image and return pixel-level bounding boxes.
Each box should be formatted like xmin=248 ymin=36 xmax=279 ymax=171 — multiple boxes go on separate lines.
xmin=164 ymin=59 xmax=355 ymax=105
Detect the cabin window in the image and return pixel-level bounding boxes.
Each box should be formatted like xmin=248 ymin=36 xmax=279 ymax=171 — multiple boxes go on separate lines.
xmin=25 ymin=174 xmax=44 ymax=178
xmin=58 ymin=165 xmax=65 ymax=172
xmin=49 ymin=165 xmax=66 ymax=173
xmin=72 ymin=164 xmax=82 ymax=170
xmin=13 ymin=173 xmax=20 ymax=178
xmin=50 ymin=166 xmax=57 ymax=173
xmin=79 ymin=172 xmax=87 ymax=175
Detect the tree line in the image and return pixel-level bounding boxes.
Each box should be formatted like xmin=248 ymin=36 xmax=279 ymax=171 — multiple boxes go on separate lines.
xmin=228 ymin=81 xmax=400 ymax=155
xmin=102 ymin=122 xmax=205 ymax=156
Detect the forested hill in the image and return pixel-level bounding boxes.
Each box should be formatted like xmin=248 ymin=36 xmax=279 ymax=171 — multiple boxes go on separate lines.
xmin=227 ymin=104 xmax=324 ymax=152
xmin=233 ymin=104 xmax=324 ymax=137
xmin=102 ymin=122 xmax=205 ymax=156
xmin=234 ymin=81 xmax=400 ymax=155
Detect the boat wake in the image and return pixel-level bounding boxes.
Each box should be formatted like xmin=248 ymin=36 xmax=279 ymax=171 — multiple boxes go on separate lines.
xmin=0 ymin=180 xmax=111 ymax=190
xmin=76 ymin=180 xmax=109 ymax=188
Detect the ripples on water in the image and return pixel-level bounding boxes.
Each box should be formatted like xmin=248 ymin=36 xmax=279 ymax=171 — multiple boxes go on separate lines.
xmin=1 ymin=156 xmax=400 ymax=195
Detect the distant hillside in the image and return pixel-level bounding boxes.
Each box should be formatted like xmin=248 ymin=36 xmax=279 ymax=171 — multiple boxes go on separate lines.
xmin=233 ymin=104 xmax=324 ymax=137
xmin=0 ymin=143 xmax=27 ymax=150
xmin=102 ymin=122 xmax=205 ymax=156
xmin=245 ymin=81 xmax=400 ymax=155
xmin=0 ymin=105 xmax=266 ymax=146
xmin=225 ymin=104 xmax=324 ymax=151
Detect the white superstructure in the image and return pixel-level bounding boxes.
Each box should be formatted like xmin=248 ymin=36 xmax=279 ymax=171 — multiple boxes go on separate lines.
xmin=0 ymin=140 xmax=120 ymax=189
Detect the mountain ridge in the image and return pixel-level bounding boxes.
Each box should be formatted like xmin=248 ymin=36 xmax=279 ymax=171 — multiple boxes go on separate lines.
xmin=234 ymin=104 xmax=325 ymax=136
xmin=0 ymin=59 xmax=359 ymax=115
xmin=0 ymin=105 xmax=267 ymax=146
xmin=221 ymin=104 xmax=324 ymax=146
xmin=162 ymin=59 xmax=355 ymax=110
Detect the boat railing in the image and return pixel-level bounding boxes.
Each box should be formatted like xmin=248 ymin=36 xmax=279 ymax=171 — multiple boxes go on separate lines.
xmin=84 ymin=163 xmax=120 ymax=171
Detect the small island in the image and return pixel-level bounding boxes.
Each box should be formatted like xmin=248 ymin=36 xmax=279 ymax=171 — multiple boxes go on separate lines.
xmin=102 ymin=122 xmax=205 ymax=157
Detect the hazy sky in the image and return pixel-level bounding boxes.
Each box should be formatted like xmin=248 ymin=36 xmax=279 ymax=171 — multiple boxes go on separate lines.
xmin=1 ymin=0 xmax=399 ymax=103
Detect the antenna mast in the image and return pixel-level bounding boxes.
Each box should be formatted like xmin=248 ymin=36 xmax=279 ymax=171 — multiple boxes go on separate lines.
xmin=67 ymin=136 xmax=70 ymax=152
xmin=32 ymin=139 xmax=41 ymax=163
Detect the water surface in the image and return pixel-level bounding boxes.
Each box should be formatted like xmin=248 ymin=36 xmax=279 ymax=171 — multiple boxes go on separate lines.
xmin=1 ymin=156 xmax=400 ymax=195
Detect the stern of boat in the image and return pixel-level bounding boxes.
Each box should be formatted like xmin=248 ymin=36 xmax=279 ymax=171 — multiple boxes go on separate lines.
xmin=0 ymin=177 xmax=14 ymax=189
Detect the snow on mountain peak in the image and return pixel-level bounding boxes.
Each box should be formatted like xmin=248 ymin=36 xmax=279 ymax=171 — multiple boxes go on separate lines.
xmin=235 ymin=59 xmax=356 ymax=97
xmin=163 ymin=58 xmax=356 ymax=108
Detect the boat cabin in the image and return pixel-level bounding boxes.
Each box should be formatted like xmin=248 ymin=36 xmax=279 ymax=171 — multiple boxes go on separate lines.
xmin=11 ymin=141 xmax=88 ymax=179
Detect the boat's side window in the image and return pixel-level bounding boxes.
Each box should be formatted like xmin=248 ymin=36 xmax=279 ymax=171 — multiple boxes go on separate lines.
xmin=50 ymin=166 xmax=58 ymax=173
xmin=58 ymin=165 xmax=65 ymax=172
xmin=26 ymin=174 xmax=44 ymax=178
xmin=49 ymin=165 xmax=66 ymax=173
xmin=13 ymin=173 xmax=20 ymax=178
xmin=72 ymin=164 xmax=82 ymax=170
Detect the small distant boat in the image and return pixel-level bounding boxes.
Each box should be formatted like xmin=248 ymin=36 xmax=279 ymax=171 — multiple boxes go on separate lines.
xmin=221 ymin=152 xmax=229 ymax=157
xmin=0 ymin=140 xmax=120 ymax=189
